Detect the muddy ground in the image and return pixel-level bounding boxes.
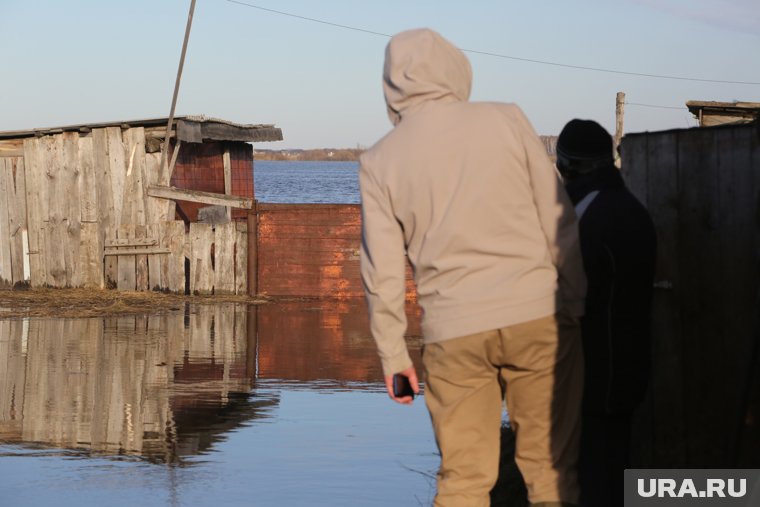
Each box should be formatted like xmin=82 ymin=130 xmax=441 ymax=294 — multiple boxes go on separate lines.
xmin=0 ymin=287 xmax=271 ymax=319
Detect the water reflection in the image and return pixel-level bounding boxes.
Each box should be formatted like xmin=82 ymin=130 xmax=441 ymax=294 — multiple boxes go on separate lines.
xmin=0 ymin=300 xmax=424 ymax=465
xmin=0 ymin=305 xmax=277 ymax=464
xmin=256 ymin=299 xmax=422 ymax=384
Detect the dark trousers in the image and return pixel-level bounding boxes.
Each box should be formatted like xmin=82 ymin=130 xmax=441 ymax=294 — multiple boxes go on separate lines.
xmin=578 ymin=412 xmax=633 ymax=507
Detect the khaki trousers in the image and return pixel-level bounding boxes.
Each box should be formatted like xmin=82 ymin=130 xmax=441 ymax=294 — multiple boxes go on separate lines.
xmin=422 ymin=313 xmax=583 ymax=506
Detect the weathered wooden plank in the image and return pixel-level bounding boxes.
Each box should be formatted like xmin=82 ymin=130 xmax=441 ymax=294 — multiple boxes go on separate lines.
xmin=146 ymin=223 xmax=162 ymax=290
xmin=199 ymin=122 xmax=283 ymax=143
xmin=0 ymin=159 xmax=12 ymax=285
xmin=0 ymin=139 xmax=24 ymax=157
xmin=235 ymin=222 xmax=247 ymax=295
xmin=78 ymin=135 xmax=98 ymax=223
xmin=223 ymin=147 xmax=232 ymax=221
xmin=117 ymin=224 xmax=136 ymax=291
xmin=147 ymin=185 xmax=253 ymax=209
xmin=134 ymin=224 xmax=149 ymax=291
xmin=93 ymin=129 xmax=117 ymax=286
xmin=62 ymin=132 xmax=82 ymax=287
xmin=5 ymin=157 xmax=28 ymax=284
xmin=145 ymin=152 xmax=166 ymax=223
xmin=92 ymin=129 xmax=114 ymax=230
xmin=176 ymin=120 xmax=203 ymax=143
xmin=189 ymin=222 xmax=213 ymax=295
xmin=45 ymin=218 xmax=66 ymax=286
xmin=214 ymin=222 xmax=236 ymax=294
xmin=103 ymin=225 xmax=118 ymax=289
xmin=80 ymin=222 xmax=104 ymax=288
xmin=23 ymin=138 xmax=47 ymax=287
xmin=105 ymin=238 xmax=157 ymax=247
xmin=164 ymin=140 xmax=182 ymax=186
xmin=120 ymin=128 xmax=146 ymax=226
xmin=43 ymin=135 xmax=67 ymax=287
xmin=160 ymin=220 xmax=185 ymax=293
xmin=104 ymin=247 xmax=171 ymax=256
xmin=106 ymin=127 xmax=126 ymax=229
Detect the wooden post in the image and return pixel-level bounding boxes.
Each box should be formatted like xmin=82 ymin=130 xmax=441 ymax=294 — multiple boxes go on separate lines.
xmin=158 ymin=0 xmax=197 ymax=179
xmin=223 ymin=147 xmax=232 ymax=221
xmin=615 ymin=91 xmax=625 ymax=168
xmin=247 ymin=202 xmax=258 ymax=297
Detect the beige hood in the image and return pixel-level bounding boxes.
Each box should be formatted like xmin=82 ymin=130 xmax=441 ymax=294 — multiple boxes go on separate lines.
xmin=383 ymin=28 xmax=472 ymax=125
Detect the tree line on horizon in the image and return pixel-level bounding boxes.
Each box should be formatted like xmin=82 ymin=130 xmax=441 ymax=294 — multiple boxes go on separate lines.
xmin=255 ymin=136 xmax=557 ymax=162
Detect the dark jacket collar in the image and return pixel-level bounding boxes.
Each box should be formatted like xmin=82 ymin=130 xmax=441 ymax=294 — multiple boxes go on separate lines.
xmin=564 ymin=165 xmax=625 ymax=206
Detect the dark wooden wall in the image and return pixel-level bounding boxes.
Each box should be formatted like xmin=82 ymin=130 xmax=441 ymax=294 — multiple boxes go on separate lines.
xmin=621 ymin=121 xmax=760 ymax=467
xmin=254 ymin=203 xmax=417 ymax=299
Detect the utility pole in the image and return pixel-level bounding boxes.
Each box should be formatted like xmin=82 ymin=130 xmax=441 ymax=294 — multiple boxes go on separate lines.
xmin=159 ymin=0 xmax=197 ymax=184
xmin=614 ymin=91 xmax=625 ymax=168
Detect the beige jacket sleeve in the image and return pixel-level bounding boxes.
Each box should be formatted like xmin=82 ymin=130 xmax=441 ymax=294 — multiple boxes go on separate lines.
xmin=359 ymin=163 xmax=413 ymax=376
xmin=515 ymin=108 xmax=587 ymax=317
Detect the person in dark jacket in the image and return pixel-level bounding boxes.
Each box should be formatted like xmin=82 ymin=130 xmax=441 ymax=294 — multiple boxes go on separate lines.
xmin=556 ymin=119 xmax=657 ymax=507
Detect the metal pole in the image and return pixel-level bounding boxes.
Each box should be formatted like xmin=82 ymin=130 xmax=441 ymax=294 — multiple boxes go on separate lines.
xmin=159 ymin=0 xmax=197 ymax=183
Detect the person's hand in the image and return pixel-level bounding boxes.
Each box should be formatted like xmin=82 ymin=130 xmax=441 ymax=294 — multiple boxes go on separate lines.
xmin=384 ymin=365 xmax=420 ymax=405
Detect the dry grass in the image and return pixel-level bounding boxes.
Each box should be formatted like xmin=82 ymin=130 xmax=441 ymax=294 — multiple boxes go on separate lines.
xmin=0 ymin=287 xmax=270 ymax=319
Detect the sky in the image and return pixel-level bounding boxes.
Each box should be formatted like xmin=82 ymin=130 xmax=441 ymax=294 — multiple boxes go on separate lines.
xmin=1 ymin=0 xmax=759 ymax=149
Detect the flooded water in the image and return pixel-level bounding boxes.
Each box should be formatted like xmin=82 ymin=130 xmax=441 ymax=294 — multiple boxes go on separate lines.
xmin=253 ymin=161 xmax=360 ymax=204
xmin=0 ymin=301 xmax=439 ymax=507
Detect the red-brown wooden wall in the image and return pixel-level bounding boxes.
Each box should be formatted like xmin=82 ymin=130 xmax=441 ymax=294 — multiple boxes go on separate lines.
xmin=254 ymin=203 xmax=417 ymax=299
xmin=171 ymin=141 xmax=254 ymax=222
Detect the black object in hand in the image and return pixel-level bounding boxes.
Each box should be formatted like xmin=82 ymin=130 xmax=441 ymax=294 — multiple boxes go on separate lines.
xmin=393 ymin=374 xmax=415 ymax=399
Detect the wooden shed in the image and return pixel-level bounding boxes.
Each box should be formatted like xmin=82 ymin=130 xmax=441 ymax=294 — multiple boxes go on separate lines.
xmin=621 ymin=119 xmax=760 ymax=468
xmin=0 ymin=116 xmax=282 ymax=293
xmin=686 ymin=100 xmax=760 ymax=127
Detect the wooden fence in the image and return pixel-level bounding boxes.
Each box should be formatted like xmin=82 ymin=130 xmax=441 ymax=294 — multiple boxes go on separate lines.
xmin=252 ymin=203 xmax=416 ymax=298
xmin=621 ymin=121 xmax=760 ymax=468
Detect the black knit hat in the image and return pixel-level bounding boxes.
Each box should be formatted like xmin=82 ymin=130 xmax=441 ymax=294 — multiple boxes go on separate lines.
xmin=556 ymin=119 xmax=613 ymax=162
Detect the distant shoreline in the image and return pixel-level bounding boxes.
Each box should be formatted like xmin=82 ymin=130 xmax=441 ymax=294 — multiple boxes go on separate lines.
xmin=254 ymin=148 xmax=362 ymax=162
xmin=256 ymin=136 xmax=557 ymax=162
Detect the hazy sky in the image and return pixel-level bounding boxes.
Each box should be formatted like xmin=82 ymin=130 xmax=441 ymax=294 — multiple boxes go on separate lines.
xmin=1 ymin=0 xmax=758 ymax=149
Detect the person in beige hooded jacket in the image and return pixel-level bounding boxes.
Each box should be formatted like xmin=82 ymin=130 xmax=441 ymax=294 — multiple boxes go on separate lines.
xmin=360 ymin=28 xmax=586 ymax=507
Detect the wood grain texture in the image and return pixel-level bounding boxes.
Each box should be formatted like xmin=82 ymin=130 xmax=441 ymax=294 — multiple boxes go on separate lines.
xmin=213 ymin=222 xmax=236 ymax=294
xmin=4 ymin=157 xmax=28 ymax=284
xmin=256 ymin=204 xmax=416 ymax=298
xmin=0 ymin=159 xmax=12 ymax=285
xmin=189 ymin=222 xmax=213 ymax=295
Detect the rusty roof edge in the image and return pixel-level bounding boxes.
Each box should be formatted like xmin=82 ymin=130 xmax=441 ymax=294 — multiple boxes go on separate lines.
xmin=0 ymin=115 xmax=278 ymax=140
